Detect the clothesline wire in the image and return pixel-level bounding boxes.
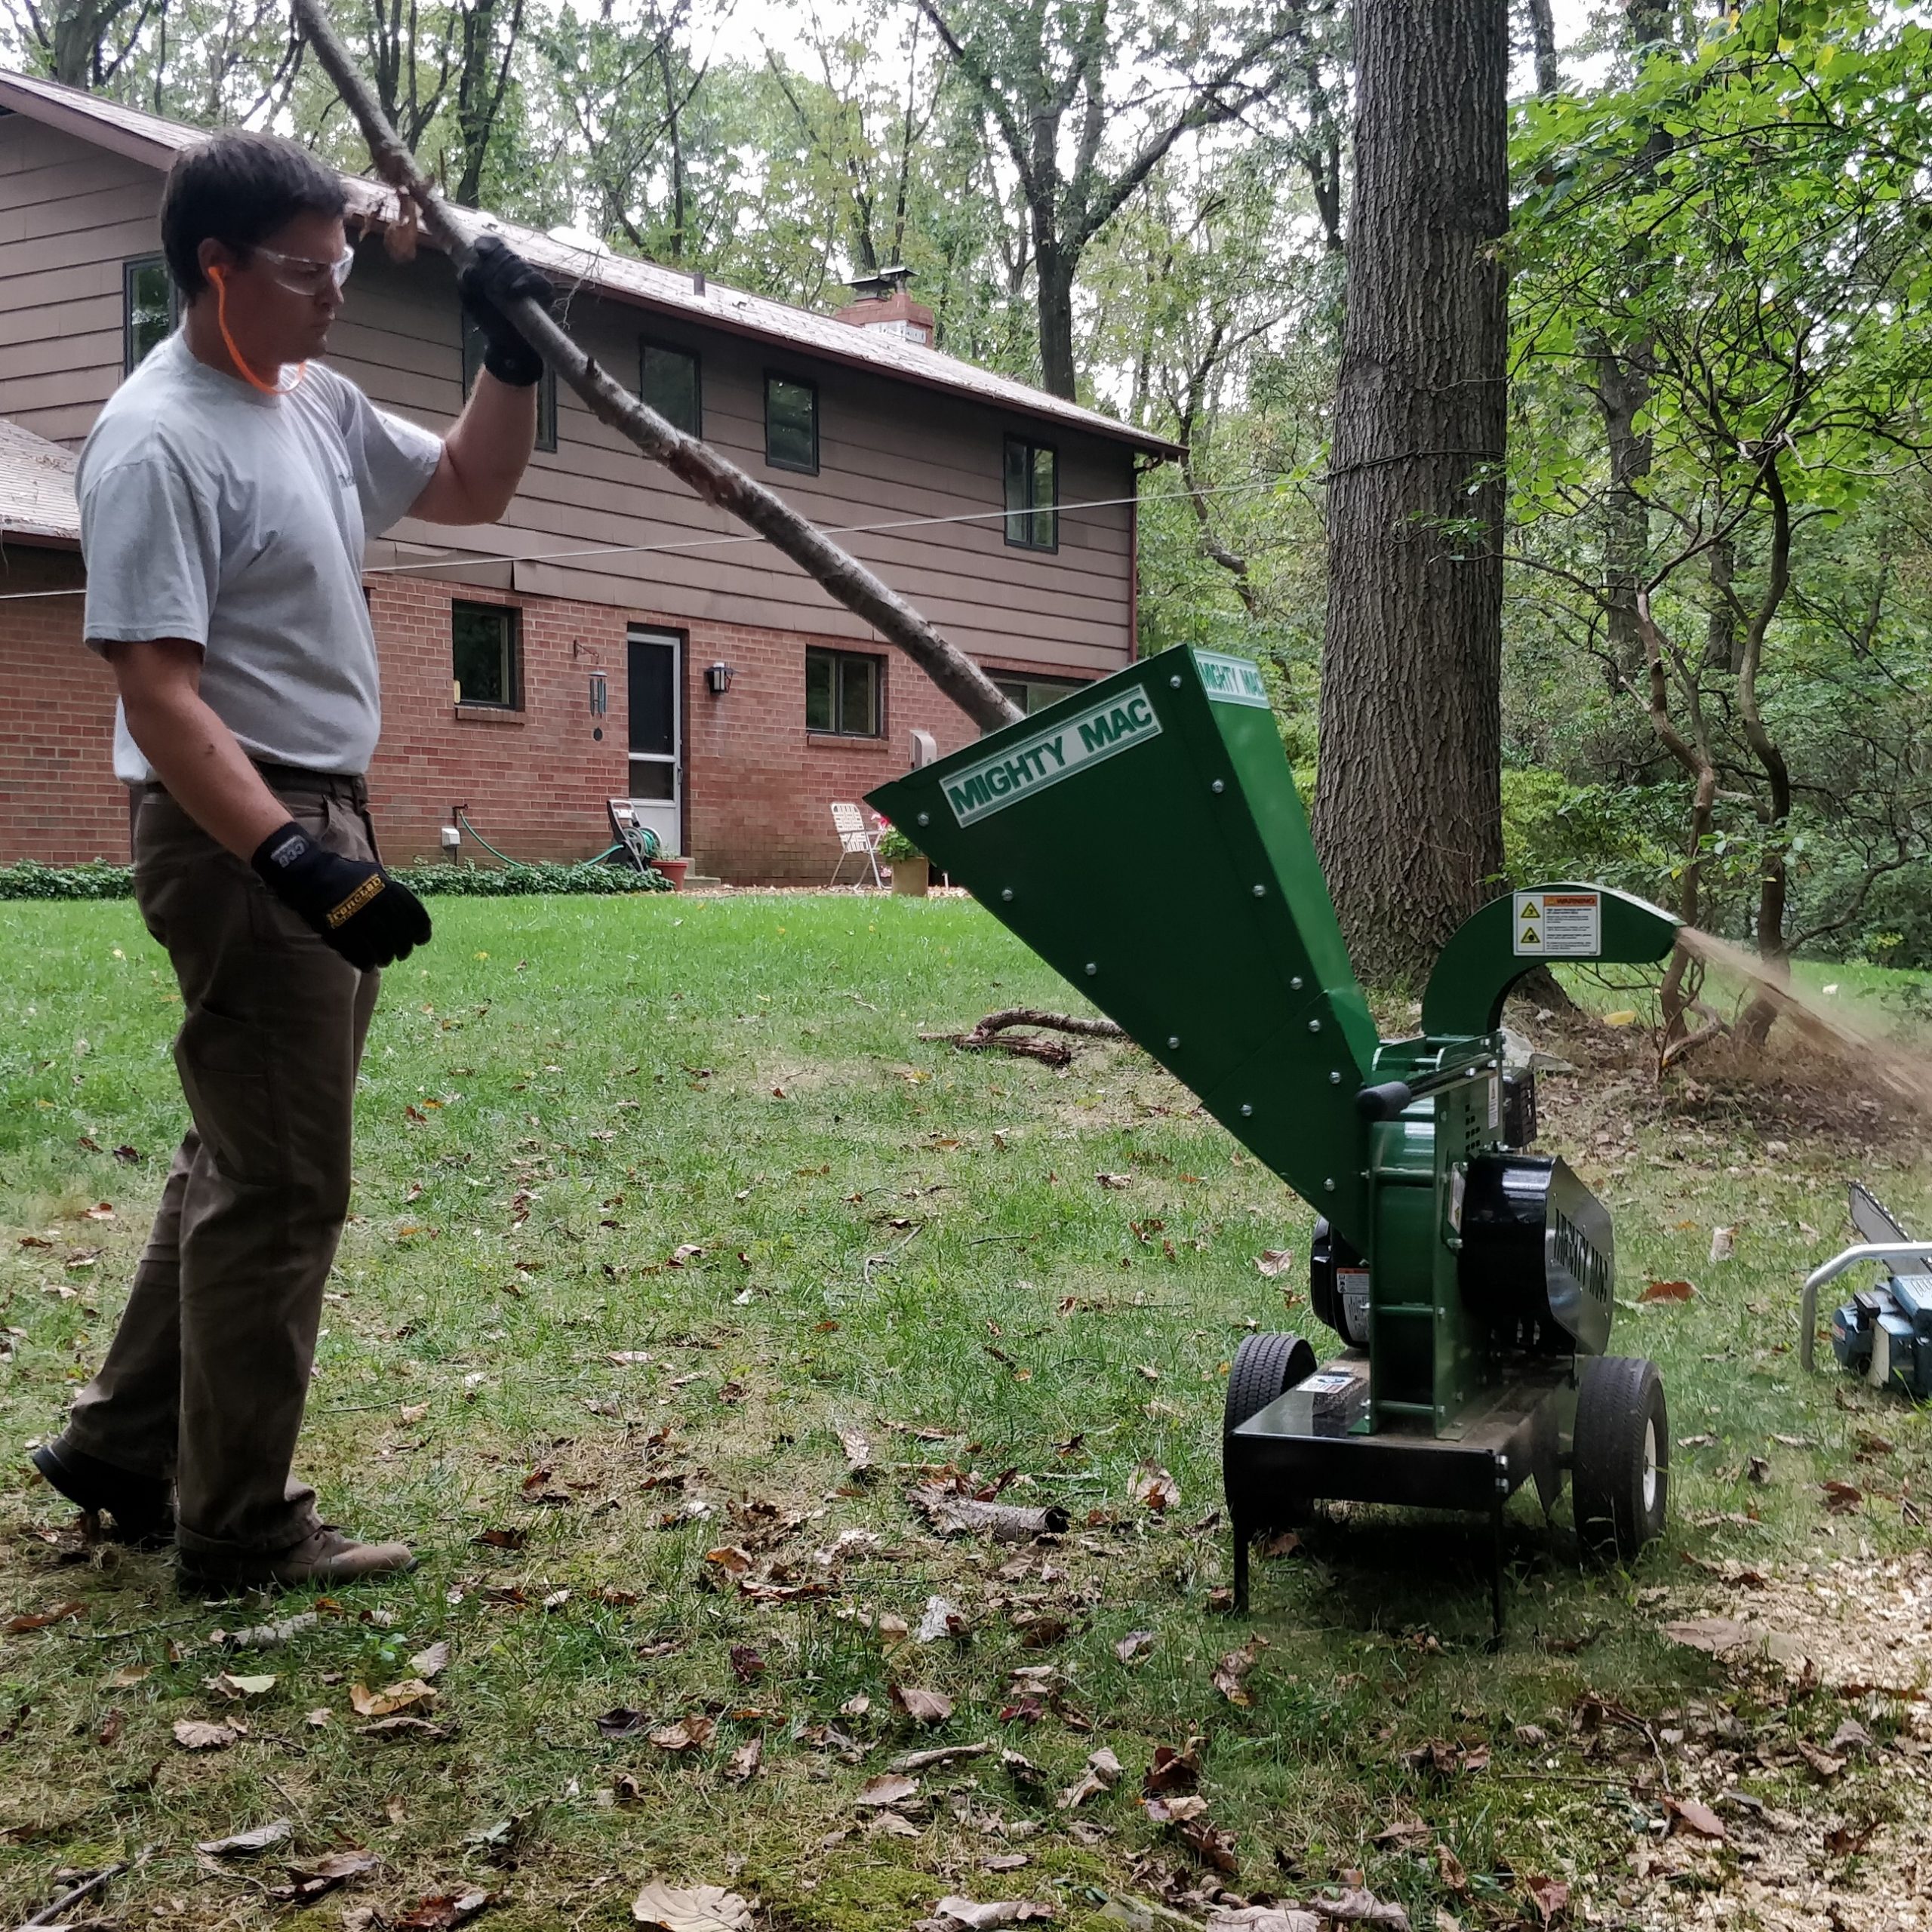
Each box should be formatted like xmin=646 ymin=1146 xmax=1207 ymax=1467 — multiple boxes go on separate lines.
xmin=0 ymin=474 xmax=1297 ymax=603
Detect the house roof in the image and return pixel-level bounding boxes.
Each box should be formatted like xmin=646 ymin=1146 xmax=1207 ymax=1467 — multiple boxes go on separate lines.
xmin=0 ymin=67 xmax=1180 ymax=461
xmin=0 ymin=418 xmax=79 ymax=544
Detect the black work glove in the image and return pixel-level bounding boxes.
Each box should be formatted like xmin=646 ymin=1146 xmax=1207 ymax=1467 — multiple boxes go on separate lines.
xmin=251 ymin=822 xmax=432 ymax=971
xmin=458 ymin=235 xmax=555 ymax=388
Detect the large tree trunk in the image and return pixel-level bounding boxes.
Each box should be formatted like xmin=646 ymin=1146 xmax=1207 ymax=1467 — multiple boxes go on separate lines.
xmin=1035 ymin=238 xmax=1078 ymax=401
xmin=1312 ymin=0 xmax=1508 ymax=986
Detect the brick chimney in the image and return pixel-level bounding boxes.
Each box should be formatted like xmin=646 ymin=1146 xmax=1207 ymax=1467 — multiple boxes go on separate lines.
xmin=833 ymin=266 xmax=936 ymax=346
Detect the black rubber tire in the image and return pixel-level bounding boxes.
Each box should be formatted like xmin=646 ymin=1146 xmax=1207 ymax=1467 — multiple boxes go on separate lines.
xmin=1223 ymin=1331 xmax=1316 ymax=1523
xmin=1572 ymin=1355 xmax=1669 ymax=1562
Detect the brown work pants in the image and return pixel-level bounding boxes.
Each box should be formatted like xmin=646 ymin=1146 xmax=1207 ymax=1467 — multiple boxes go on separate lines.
xmin=64 ymin=771 xmax=381 ymax=1558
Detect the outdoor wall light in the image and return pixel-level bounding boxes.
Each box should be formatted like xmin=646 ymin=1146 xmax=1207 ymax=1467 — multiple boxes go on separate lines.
xmin=706 ymin=662 xmax=736 ymax=695
xmin=589 ymin=670 xmax=608 ymax=716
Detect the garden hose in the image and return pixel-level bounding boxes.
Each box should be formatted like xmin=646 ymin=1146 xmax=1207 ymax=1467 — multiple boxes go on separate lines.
xmin=455 ymin=809 xmax=637 ymax=868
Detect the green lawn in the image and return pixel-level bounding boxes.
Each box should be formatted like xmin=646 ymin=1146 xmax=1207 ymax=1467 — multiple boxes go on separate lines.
xmin=2 ymin=895 xmax=1927 ymax=1930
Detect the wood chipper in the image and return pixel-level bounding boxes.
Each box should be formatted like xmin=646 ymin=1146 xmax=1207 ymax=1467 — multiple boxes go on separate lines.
xmin=870 ymin=645 xmax=1684 ymax=1632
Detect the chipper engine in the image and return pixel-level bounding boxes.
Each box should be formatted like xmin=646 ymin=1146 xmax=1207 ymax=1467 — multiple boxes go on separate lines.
xmin=870 ymin=645 xmax=1683 ymax=1632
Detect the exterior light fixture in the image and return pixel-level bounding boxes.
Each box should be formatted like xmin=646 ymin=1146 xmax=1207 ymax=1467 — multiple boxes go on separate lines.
xmin=706 ymin=662 xmax=735 ymax=695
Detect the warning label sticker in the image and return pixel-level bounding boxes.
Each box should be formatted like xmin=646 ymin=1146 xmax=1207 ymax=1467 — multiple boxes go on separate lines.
xmin=1513 ymin=890 xmax=1601 ymax=957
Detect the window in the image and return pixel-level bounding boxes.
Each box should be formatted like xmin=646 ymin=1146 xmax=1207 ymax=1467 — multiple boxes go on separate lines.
xmin=765 ymin=373 xmax=819 ymax=472
xmin=1003 ymin=437 xmax=1058 ymax=550
xmin=994 ymin=675 xmax=1086 ymax=715
xmin=462 ymin=319 xmax=557 ymax=451
xmin=806 ymin=648 xmax=882 ymax=737
xmin=124 ymin=256 xmax=178 ymax=372
xmin=452 ymin=601 xmax=521 ymax=709
xmin=641 ymin=341 xmax=701 ymax=436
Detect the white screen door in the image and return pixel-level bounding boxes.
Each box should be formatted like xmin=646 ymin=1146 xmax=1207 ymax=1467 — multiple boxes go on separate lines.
xmin=626 ymin=627 xmax=683 ymax=855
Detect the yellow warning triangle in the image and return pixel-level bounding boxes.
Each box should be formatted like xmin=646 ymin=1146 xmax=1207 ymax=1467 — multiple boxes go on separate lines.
xmin=1521 ymin=924 xmax=1541 ymax=946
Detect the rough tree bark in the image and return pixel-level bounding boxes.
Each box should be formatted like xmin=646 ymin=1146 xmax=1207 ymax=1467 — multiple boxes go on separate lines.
xmin=294 ymin=0 xmax=1021 ymax=737
xmin=1312 ymin=0 xmax=1509 ymax=986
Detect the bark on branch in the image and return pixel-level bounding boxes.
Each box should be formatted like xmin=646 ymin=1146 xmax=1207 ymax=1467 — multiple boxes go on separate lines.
xmin=919 ymin=1007 xmax=1129 ymax=1066
xmin=293 ymin=0 xmax=1021 ymax=737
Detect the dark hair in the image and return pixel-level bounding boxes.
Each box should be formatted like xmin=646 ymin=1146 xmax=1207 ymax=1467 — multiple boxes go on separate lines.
xmin=160 ymin=130 xmax=349 ymax=298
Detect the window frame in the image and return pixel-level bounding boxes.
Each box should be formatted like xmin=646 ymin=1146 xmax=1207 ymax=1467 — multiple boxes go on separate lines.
xmin=451 ymin=599 xmax=524 ymax=712
xmin=640 ymin=337 xmax=703 ymax=438
xmin=804 ymin=645 xmax=884 ymax=740
xmin=1002 ymin=435 xmax=1060 ymax=553
xmin=462 ymin=320 xmax=558 ymax=453
xmin=993 ymin=674 xmax=1087 ymax=716
xmin=764 ymin=371 xmax=820 ymax=475
xmin=122 ymin=255 xmax=179 ymax=374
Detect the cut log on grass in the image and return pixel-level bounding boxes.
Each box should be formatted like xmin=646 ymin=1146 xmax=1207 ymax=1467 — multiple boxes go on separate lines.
xmin=290 ymin=0 xmax=1021 ymax=740
xmin=920 ymin=1008 xmax=1129 ymax=1066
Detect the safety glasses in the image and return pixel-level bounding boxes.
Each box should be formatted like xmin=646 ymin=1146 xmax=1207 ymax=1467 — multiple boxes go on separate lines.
xmin=254 ymin=246 xmax=356 ymax=298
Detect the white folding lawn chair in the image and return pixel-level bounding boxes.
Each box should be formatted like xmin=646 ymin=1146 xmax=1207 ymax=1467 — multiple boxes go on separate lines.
xmin=829 ymin=801 xmax=884 ymax=888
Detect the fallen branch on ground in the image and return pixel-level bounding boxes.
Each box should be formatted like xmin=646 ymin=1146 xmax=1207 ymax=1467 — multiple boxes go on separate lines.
xmin=919 ymin=1008 xmax=1130 ymax=1067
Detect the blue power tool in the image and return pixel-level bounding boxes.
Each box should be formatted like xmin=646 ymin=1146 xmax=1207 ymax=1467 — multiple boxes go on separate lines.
xmin=1801 ymin=1184 xmax=1932 ymax=1398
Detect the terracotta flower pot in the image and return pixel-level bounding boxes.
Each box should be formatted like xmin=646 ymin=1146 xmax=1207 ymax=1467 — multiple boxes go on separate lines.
xmin=655 ymin=857 xmax=690 ymax=891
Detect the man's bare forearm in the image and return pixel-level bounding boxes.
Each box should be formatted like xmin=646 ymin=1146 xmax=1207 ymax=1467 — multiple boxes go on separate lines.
xmin=108 ymin=640 xmax=289 ymax=859
xmin=438 ymin=369 xmax=537 ymax=522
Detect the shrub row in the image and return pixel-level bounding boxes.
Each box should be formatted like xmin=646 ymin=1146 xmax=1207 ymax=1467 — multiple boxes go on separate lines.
xmin=0 ymin=859 xmax=668 ymax=900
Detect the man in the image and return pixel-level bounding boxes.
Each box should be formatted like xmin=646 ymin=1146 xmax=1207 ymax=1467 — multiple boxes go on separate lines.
xmin=29 ymin=130 xmax=552 ymax=1591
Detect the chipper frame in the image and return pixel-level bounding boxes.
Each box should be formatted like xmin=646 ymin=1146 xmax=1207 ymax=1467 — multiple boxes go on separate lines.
xmin=870 ymin=645 xmax=1683 ymax=1633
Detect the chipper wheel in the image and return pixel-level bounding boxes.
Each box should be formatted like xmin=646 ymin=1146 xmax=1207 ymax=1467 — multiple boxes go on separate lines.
xmin=1571 ymin=1355 xmax=1669 ymax=1562
xmin=1223 ymin=1331 xmax=1315 ymax=1520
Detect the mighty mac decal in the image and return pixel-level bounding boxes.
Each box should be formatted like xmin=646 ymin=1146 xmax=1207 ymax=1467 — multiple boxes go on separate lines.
xmin=943 ymin=689 xmax=1164 ymax=826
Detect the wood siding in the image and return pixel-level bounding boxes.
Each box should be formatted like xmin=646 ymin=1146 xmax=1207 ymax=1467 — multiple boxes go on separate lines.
xmin=0 ymin=114 xmax=160 ymax=445
xmin=0 ymin=107 xmax=1139 ymax=677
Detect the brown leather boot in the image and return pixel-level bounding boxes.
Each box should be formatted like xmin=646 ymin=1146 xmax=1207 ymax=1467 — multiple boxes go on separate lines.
xmin=178 ymin=1525 xmax=416 ymax=1594
xmin=30 ymin=1438 xmax=174 ymax=1549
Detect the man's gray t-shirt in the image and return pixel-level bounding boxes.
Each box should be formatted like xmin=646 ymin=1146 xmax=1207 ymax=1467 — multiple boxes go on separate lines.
xmin=76 ymin=331 xmax=443 ymax=783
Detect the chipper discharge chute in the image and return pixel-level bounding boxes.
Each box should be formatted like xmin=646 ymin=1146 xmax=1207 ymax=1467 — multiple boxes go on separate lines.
xmin=869 ymin=645 xmax=1684 ymax=1632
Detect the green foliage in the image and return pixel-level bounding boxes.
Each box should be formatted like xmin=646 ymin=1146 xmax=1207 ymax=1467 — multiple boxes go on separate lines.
xmin=0 ymin=862 xmax=136 ymax=902
xmin=0 ymin=860 xmax=667 ymax=901
xmin=873 ymin=823 xmax=923 ymax=862
xmin=1499 ymin=768 xmax=1674 ymax=897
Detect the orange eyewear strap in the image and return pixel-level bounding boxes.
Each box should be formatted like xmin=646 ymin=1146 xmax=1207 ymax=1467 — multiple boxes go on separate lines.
xmin=208 ymin=266 xmax=306 ymax=395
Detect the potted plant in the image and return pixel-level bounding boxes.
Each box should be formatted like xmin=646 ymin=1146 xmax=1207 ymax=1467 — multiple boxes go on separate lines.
xmin=876 ymin=820 xmax=929 ymax=897
xmin=654 ymin=851 xmax=691 ymax=891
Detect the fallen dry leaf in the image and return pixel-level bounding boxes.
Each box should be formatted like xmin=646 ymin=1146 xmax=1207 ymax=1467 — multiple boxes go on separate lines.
xmin=934 ymin=1899 xmax=1055 ymax=1927
xmin=650 ymin=1715 xmax=717 ymax=1752
xmin=724 ymin=1736 xmax=762 ymax=1783
xmin=892 ymin=1684 xmax=955 ymax=1724
xmin=1131 ymin=1463 xmax=1178 ymax=1512
xmin=195 ymin=1818 xmax=292 ymax=1857
xmin=1144 ymin=1738 xmax=1204 ymax=1794
xmin=857 ymin=1773 xmax=921 ymax=1807
xmin=1114 ymin=1630 xmax=1156 ymax=1664
xmin=173 ymin=1718 xmax=242 ymax=1750
xmin=204 ymin=1671 xmax=276 ymax=1701
xmin=1665 ymin=1795 xmax=1727 ymax=1841
xmin=1524 ymin=1877 xmax=1568 ymax=1927
xmin=1253 ymin=1250 xmax=1295 ymax=1279
xmin=351 ymin=1678 xmax=436 ymax=1719
xmin=1821 ymin=1480 xmax=1863 ymax=1515
xmin=630 ymin=1881 xmax=754 ymax=1930
xmin=1306 ymin=1890 xmax=1407 ymax=1927
xmin=395 ymin=1889 xmax=491 ymax=1929
xmin=269 ymin=1847 xmax=380 ymax=1903
xmin=2 ymin=1599 xmax=85 ymax=1634
xmin=411 ymin=1641 xmax=452 ymax=1680
xmin=1638 ymin=1278 xmax=1695 ymax=1303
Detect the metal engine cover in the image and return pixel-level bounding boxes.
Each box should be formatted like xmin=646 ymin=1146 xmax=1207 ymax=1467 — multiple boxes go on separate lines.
xmin=1458 ymin=1154 xmax=1614 ymax=1357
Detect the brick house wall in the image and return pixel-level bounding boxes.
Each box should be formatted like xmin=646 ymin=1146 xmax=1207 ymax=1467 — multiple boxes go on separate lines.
xmin=0 ymin=554 xmax=1021 ymax=877
xmin=365 ymin=572 xmax=1003 ymax=879
xmin=0 ymin=545 xmax=124 ymax=863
